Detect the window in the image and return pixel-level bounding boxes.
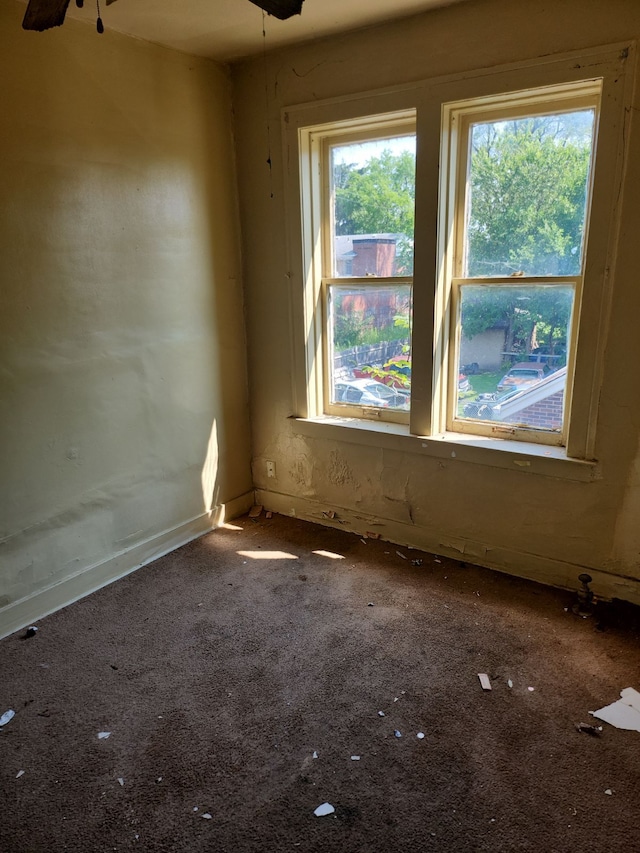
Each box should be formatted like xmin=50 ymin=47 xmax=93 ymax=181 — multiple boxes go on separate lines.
xmin=290 ymin=46 xmax=629 ymax=461
xmin=442 ymin=84 xmax=599 ymax=446
xmin=305 ymin=116 xmax=416 ymax=424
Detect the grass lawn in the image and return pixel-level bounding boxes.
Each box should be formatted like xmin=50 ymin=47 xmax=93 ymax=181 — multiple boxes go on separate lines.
xmin=468 ymin=371 xmax=502 ymax=395
xmin=457 ymin=371 xmax=503 ymax=417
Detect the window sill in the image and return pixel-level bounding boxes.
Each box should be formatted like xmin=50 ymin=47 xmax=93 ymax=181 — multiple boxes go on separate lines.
xmin=291 ymin=415 xmax=599 ymax=482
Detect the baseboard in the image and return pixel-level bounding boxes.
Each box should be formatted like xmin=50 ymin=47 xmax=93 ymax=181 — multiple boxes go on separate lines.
xmin=0 ymin=490 xmax=254 ymax=641
xmin=255 ymin=488 xmax=640 ymax=607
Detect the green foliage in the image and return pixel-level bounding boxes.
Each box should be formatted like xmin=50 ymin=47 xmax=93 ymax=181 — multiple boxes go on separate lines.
xmin=333 ymin=314 xmax=409 ymax=349
xmin=335 ymin=150 xmax=416 ymax=274
xmin=467 ymin=113 xmax=593 ymax=276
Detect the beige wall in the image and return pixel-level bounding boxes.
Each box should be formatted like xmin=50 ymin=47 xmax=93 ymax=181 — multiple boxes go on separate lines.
xmin=0 ymin=2 xmax=252 ymax=634
xmin=232 ymin=0 xmax=640 ymax=602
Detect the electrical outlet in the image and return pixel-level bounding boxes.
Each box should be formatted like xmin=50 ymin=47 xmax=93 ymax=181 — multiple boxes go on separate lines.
xmin=266 ymin=461 xmax=276 ymax=478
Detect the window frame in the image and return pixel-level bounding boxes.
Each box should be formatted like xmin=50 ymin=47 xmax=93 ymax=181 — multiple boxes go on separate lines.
xmin=285 ymin=43 xmax=633 ymax=464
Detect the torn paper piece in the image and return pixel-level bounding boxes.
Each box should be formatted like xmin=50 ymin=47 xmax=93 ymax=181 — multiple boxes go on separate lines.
xmin=248 ymin=505 xmax=263 ymax=518
xmin=417 ymin=732 xmax=425 ymax=739
xmin=201 ymin=813 xmax=212 ymax=819
xmin=478 ymin=673 xmax=492 ymax=691
xmin=396 ymin=551 xmax=407 ymax=560
xmin=117 ymin=778 xmax=125 ymax=786
xmin=507 ymin=679 xmax=513 ymax=688
xmin=266 ymin=511 xmax=273 ymax=519
xmin=394 ymin=730 xmax=402 ymax=738
xmin=312 ymin=751 xmax=318 ymax=759
xmin=314 ymin=803 xmax=335 ymax=817
xmin=366 ymin=532 xmax=381 ymax=539
xmin=591 ymin=688 xmax=640 ymax=732
xmin=16 ymin=770 xmax=25 ymax=778
xmin=351 ymin=755 xmax=360 ymax=761
xmin=97 ymin=731 xmax=111 ymax=739
xmin=322 ymin=510 xmax=336 ymax=519
xmin=0 ymin=709 xmax=16 ymax=727
xmin=378 ymin=711 xmax=385 ymax=717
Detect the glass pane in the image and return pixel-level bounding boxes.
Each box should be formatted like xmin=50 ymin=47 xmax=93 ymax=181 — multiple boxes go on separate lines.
xmin=456 ymin=284 xmax=574 ymax=432
xmin=331 ymin=135 xmax=416 ymax=277
xmin=329 ymin=284 xmax=411 ymax=412
xmin=465 ymin=110 xmax=595 ymax=277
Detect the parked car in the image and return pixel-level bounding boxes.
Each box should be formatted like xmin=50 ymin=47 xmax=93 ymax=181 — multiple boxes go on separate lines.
xmin=497 ymin=362 xmax=547 ymax=392
xmin=334 ymin=379 xmax=409 ymax=409
xmin=463 ymin=388 xmax=520 ymax=420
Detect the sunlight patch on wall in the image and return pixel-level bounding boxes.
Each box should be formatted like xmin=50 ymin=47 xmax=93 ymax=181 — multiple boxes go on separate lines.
xmin=201 ymin=420 xmax=219 ymax=515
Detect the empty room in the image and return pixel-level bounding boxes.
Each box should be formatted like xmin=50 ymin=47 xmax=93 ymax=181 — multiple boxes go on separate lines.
xmin=1 ymin=0 xmax=640 ymax=850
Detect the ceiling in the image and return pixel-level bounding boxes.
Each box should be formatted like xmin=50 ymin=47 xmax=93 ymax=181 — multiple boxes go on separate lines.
xmin=57 ymin=0 xmax=464 ymax=62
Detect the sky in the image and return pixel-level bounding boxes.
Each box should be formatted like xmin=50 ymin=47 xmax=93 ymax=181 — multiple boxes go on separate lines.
xmin=331 ymin=134 xmax=416 ymax=169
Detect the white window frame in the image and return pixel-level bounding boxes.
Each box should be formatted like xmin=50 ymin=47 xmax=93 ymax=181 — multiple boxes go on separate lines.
xmin=285 ymin=43 xmax=633 ymax=467
xmin=437 ymin=83 xmax=601 ymax=447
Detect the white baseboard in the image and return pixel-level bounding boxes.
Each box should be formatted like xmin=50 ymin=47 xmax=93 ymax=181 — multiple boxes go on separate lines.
xmin=0 ymin=490 xmax=254 ymax=641
xmin=256 ymin=488 xmax=640 ymax=607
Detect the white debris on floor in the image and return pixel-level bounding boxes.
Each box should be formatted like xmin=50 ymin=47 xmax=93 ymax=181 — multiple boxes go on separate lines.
xmin=0 ymin=709 xmax=16 ymax=727
xmin=16 ymin=770 xmax=25 ymax=779
xmin=97 ymin=731 xmax=111 ymax=739
xmin=478 ymin=673 xmax=492 ymax=691
xmin=314 ymin=803 xmax=335 ymax=817
xmin=591 ymin=688 xmax=640 ymax=732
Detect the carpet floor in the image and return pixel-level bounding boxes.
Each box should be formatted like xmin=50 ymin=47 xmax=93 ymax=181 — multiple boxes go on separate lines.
xmin=1 ymin=512 xmax=639 ymax=852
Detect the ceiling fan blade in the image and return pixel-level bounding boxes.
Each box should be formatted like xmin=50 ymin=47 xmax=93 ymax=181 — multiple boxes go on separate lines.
xmin=22 ymin=0 xmax=72 ymax=31
xmin=248 ymin=0 xmax=304 ymax=21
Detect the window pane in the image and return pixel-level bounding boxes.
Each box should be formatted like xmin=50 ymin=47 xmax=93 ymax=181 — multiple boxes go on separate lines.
xmin=465 ymin=110 xmax=595 ymax=277
xmin=329 ymin=284 xmax=411 ymax=411
xmin=331 ymin=135 xmax=416 ymax=277
xmin=456 ymin=284 xmax=574 ymax=432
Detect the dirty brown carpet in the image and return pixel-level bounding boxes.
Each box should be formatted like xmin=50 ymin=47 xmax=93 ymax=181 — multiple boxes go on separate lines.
xmin=1 ymin=513 xmax=639 ymax=852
